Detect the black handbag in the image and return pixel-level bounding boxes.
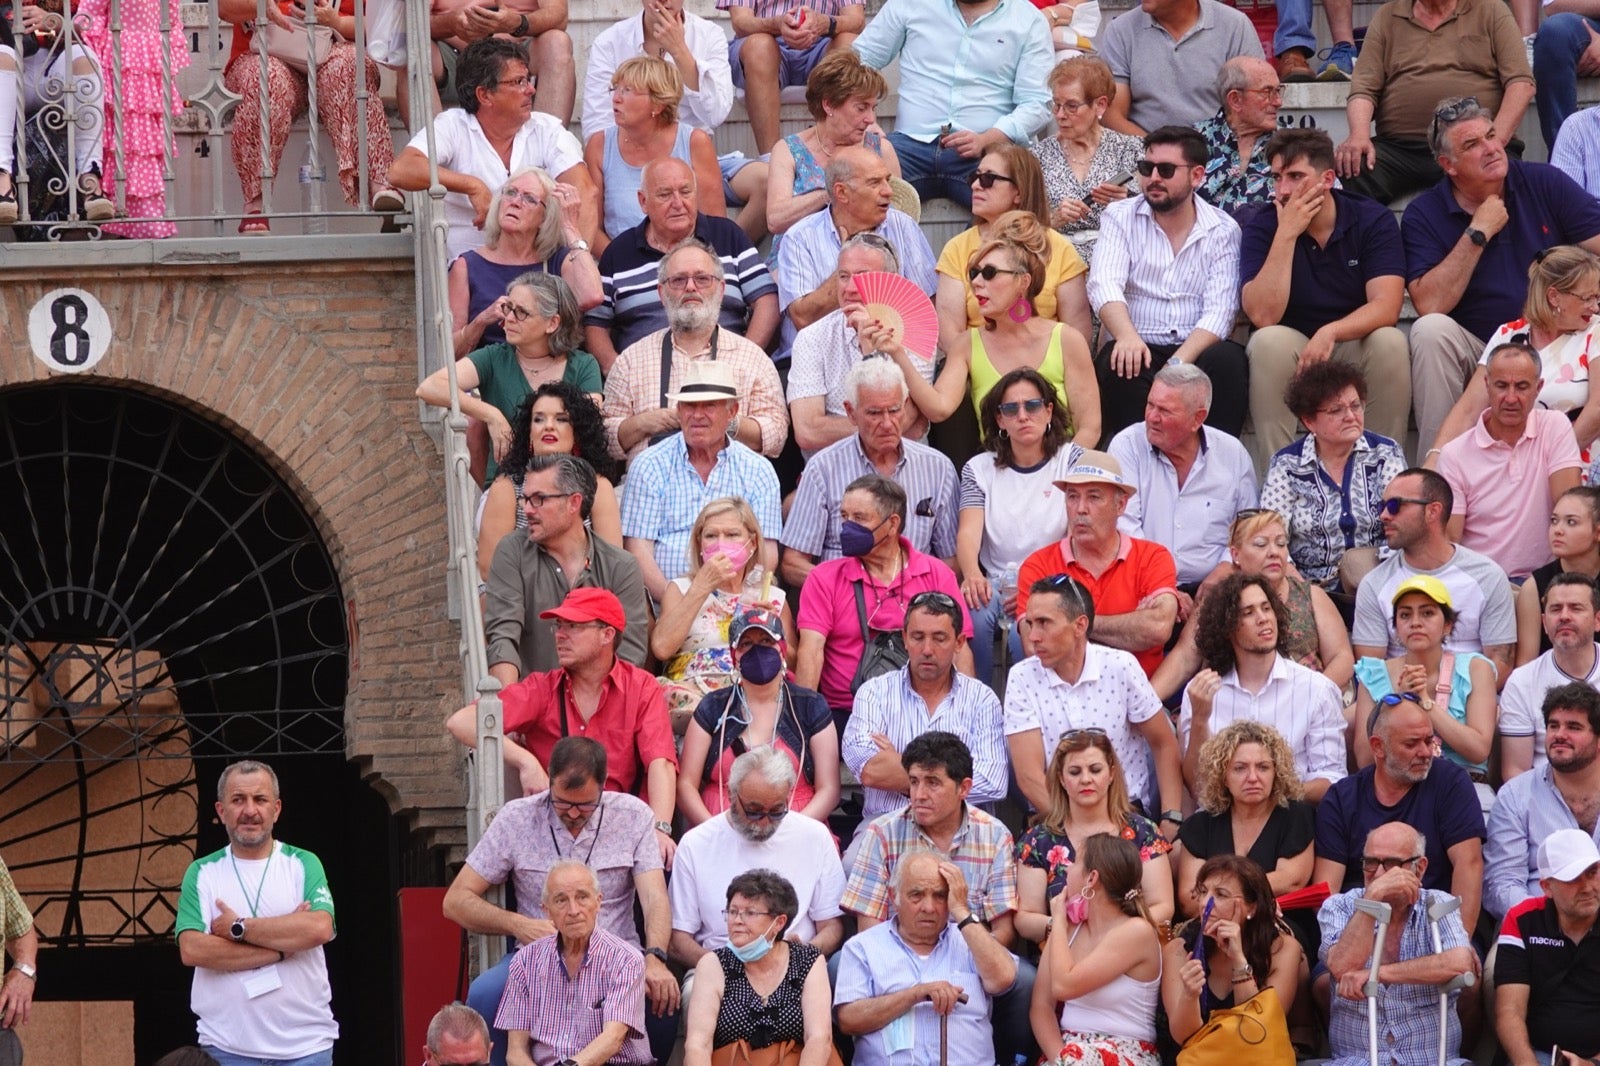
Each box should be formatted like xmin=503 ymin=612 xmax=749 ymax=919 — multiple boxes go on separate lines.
xmin=848 ymin=579 xmax=907 ymax=694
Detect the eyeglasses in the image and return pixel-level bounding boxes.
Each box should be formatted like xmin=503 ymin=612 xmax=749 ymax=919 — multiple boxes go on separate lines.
xmin=500 ymin=299 xmax=538 ymax=323
xmin=1379 ymin=692 xmax=1422 ymax=707
xmin=723 ymin=906 xmax=773 ymax=922
xmin=909 ymin=590 xmax=961 ymax=612
xmin=663 ymin=273 xmax=720 ymax=292
xmin=550 ymin=796 xmax=601 ymax=814
xmin=1361 ymin=854 xmax=1423 ymax=874
xmin=1052 ymin=98 xmax=1092 ymax=114
xmin=1380 ymin=496 xmax=1431 ymax=515
xmin=968 ymin=264 xmax=1028 ymax=282
xmin=1240 ymin=85 xmax=1284 ymax=100
xmin=1563 ymin=291 xmax=1600 ymax=307
xmin=551 ymin=620 xmax=609 ymax=634
xmin=1317 ymin=400 xmax=1367 ymax=418
xmin=1136 ymin=160 xmax=1183 ymax=178
xmin=500 ymin=187 xmax=544 ymax=208
xmin=495 ymin=75 xmax=533 ymax=91
xmin=521 ymin=490 xmax=571 ymax=508
xmin=997 ymin=397 xmax=1049 ymax=418
xmin=972 ymin=170 xmax=1018 ymax=189
xmin=733 ymin=796 xmax=789 ymax=822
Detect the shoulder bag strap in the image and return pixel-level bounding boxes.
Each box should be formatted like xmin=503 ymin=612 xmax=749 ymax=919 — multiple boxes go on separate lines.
xmin=854 ymin=579 xmax=871 ymax=641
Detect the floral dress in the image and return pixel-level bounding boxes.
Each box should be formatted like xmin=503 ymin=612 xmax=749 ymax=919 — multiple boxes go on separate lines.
xmin=658 ymin=571 xmax=785 ymax=726
xmin=1016 ymin=812 xmax=1170 ymax=901
xmin=1030 ymin=130 xmax=1142 ymax=263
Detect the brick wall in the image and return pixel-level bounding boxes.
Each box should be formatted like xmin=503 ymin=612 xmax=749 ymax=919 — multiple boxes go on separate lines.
xmin=0 ymin=253 xmax=470 ymax=855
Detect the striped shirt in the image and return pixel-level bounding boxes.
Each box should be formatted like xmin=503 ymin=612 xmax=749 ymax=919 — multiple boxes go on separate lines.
xmin=601 ymin=327 xmax=789 ymax=462
xmin=496 ymin=927 xmax=653 ymax=1065
xmin=582 ymin=214 xmax=778 ymax=354
xmin=782 ymin=433 xmax=959 ymax=560
xmin=1086 ymin=193 xmax=1241 ymax=344
xmin=718 ymin=0 xmax=853 ymax=17
xmin=1484 ymin=763 xmax=1600 ymax=920
xmin=1259 ymin=431 xmax=1406 ymax=586
xmin=843 ymin=668 xmax=1009 ymax=821
xmin=1178 ymin=653 xmax=1347 ymax=787
xmin=841 ymin=803 xmax=1018 ymax=923
xmin=619 ymin=434 xmax=783 ymax=586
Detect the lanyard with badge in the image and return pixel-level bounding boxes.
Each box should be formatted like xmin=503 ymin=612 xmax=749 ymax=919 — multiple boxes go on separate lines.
xmin=231 ymin=847 xmax=285 ymax=997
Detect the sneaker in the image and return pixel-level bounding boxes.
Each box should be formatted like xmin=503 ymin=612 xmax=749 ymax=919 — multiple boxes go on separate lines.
xmin=78 ymin=165 xmax=115 ymax=222
xmin=1278 ymin=49 xmax=1315 ymax=82
xmin=1317 ymin=41 xmax=1357 ymax=80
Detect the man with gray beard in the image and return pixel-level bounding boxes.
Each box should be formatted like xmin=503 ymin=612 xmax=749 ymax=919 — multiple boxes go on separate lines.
xmin=602 ymin=238 xmax=787 ymax=466
xmin=1312 ymin=697 xmax=1486 ymax=933
xmin=667 ymin=746 xmax=846 ymax=970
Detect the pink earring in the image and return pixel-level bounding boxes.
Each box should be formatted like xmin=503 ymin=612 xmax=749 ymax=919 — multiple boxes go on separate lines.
xmin=1008 ymin=299 xmax=1033 ymax=324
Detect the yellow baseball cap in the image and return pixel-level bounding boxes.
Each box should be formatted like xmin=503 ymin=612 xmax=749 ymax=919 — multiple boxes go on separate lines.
xmin=1391 ymin=574 xmax=1453 ymax=609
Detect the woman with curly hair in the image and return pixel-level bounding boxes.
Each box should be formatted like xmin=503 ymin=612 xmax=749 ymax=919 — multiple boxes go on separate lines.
xmin=1176 ymin=720 xmax=1314 ymax=915
xmin=1161 ymin=854 xmax=1302 ymax=1045
xmin=475 ymin=382 xmax=622 ymax=580
xmin=1014 ymin=729 xmax=1174 ymax=944
xmin=1030 ymin=833 xmax=1165 ymax=1066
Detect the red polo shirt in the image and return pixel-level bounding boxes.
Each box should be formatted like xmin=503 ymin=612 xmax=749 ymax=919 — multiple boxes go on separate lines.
xmin=499 ymin=656 xmax=678 ymax=796
xmin=1016 ymin=533 xmax=1179 ymax=677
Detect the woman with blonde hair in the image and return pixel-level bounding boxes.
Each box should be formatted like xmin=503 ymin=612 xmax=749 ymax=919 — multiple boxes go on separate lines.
xmin=1015 ymin=730 xmax=1174 ymax=943
xmin=1030 ymin=833 xmax=1165 ymax=1066
xmin=885 ymin=222 xmax=1100 ymax=444
xmin=652 ymin=497 xmax=795 ymax=731
xmin=1176 ymin=720 xmax=1314 ymax=913
xmin=584 ymin=55 xmax=724 ymax=243
xmin=1432 ymin=245 xmax=1600 ymax=451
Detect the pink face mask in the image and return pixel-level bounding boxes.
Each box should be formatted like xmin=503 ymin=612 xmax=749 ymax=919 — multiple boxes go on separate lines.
xmin=702 ymin=540 xmax=751 ymax=570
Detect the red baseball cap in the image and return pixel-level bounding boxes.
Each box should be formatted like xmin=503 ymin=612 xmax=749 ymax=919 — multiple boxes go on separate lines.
xmin=538 ymin=587 xmax=627 ymax=631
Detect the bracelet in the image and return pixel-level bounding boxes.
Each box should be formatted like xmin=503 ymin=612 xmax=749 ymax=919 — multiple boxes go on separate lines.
xmin=1425 ymin=447 xmax=1442 ymax=456
xmin=1160 ymin=809 xmax=1183 ymax=824
xmin=828 ymin=14 xmax=837 ymax=35
xmin=1231 ymin=966 xmax=1253 ymax=983
xmin=513 ymin=12 xmax=529 ymax=36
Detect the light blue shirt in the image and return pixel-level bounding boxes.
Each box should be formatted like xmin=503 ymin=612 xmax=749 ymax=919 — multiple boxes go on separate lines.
xmin=833 ymin=919 xmax=1013 ymax=1066
xmin=853 ymin=0 xmax=1053 ymax=145
xmin=844 ymin=668 xmax=1009 ymax=821
xmin=619 ymin=434 xmax=782 ymax=585
xmin=1484 ymin=763 xmax=1600 ymax=920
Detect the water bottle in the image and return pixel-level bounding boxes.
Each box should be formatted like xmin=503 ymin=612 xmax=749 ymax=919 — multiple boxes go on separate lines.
xmin=298 ymin=144 xmax=328 ymax=235
xmin=999 ymin=563 xmax=1020 ymax=601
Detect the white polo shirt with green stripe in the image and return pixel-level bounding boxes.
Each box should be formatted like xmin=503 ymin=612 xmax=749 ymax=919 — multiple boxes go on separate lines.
xmin=175 ymin=841 xmax=338 ymax=1058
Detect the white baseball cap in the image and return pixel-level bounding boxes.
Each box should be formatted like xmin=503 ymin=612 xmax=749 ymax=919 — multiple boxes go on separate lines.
xmin=1537 ymin=827 xmax=1600 ymax=882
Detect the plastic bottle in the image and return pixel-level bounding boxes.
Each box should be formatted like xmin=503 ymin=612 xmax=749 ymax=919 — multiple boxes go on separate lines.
xmin=298 ymin=143 xmax=328 ymax=235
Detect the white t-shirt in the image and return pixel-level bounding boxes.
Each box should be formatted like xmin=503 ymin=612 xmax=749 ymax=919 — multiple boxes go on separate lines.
xmin=1498 ymin=644 xmax=1600 ymax=770
xmin=1352 ymin=545 xmax=1517 ymax=657
xmin=404 ymin=110 xmax=584 ymax=259
xmin=1480 ymin=317 xmax=1598 ymax=418
xmin=669 ymin=811 xmax=846 ymax=950
xmin=581 ymin=12 xmax=733 ymax=142
xmin=175 ymin=842 xmax=338 ymax=1058
xmin=960 ymin=446 xmax=1081 ymax=577
xmin=1003 ymin=645 xmax=1164 ymax=810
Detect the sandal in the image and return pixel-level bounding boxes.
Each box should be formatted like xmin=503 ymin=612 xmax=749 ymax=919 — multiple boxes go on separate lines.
xmin=238 ymin=214 xmax=271 ymax=235
xmin=0 ymin=170 xmax=16 ymax=226
xmin=371 ymin=187 xmax=405 ymax=213
xmin=78 ymin=165 xmax=115 ymax=222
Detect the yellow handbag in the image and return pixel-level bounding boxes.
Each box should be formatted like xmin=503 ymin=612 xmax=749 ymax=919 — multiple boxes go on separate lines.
xmin=1175 ymin=986 xmax=1295 ymax=1066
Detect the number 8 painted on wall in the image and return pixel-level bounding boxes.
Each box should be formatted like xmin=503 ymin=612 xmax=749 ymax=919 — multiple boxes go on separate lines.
xmin=28 ymin=287 xmax=111 ymax=374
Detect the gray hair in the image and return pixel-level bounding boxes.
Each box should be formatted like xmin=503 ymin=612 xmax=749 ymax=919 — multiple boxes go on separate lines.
xmin=1214 ymin=57 xmax=1257 ymax=109
xmin=217 ymin=760 xmax=279 ymax=804
xmin=846 ymin=356 xmax=909 ymax=407
xmin=1152 ymin=360 xmax=1213 ymax=411
xmin=483 ymin=166 xmax=563 ymax=262
xmin=525 ymin=453 xmax=598 ymax=519
xmin=1429 ymin=97 xmax=1496 ymax=159
xmin=839 ymin=232 xmax=900 ymax=274
xmin=506 ymin=272 xmax=583 ymax=356
xmin=823 ymin=153 xmax=862 ymax=202
xmin=728 ymin=745 xmax=797 ymax=797
xmin=1363 ymin=823 xmax=1427 ymax=860
xmin=426 ymin=1004 xmax=490 ymax=1055
xmin=659 ymin=237 xmax=726 ymax=286
xmin=1485 ymin=341 xmax=1542 ymax=376
xmin=892 ymin=848 xmax=947 ymax=896
xmin=542 ymin=859 xmax=601 ymax=902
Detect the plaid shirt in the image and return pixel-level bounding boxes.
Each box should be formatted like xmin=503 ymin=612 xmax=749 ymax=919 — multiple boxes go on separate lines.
xmin=0 ymin=857 xmax=31 ymax=944
xmin=842 ymin=804 xmax=1018 ymax=923
xmin=1318 ymin=888 xmax=1472 ymax=1066
xmin=496 ymin=927 xmax=653 ymax=1065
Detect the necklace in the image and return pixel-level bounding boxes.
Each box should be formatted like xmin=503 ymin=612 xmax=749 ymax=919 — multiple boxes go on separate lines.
xmin=517 ymin=350 xmax=562 ymax=386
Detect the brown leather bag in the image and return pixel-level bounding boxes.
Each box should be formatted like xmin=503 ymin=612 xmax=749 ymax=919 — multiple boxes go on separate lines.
xmin=710 ymin=1039 xmax=844 ymax=1066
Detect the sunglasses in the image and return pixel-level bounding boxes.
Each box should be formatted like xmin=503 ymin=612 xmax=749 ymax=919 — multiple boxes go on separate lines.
xmin=1042 ymin=573 xmax=1093 ymax=615
xmin=972 ymin=170 xmax=1018 ymax=189
xmin=968 ymin=264 xmax=1028 ymax=282
xmin=1379 ymin=692 xmax=1422 ymax=707
xmin=997 ymin=397 xmax=1049 ymax=418
xmin=909 ymin=590 xmax=961 ymax=612
xmin=1061 ymin=727 xmax=1109 ymax=745
xmin=1380 ymin=496 xmax=1430 ymax=515
xmin=1136 ymin=160 xmax=1183 ymax=179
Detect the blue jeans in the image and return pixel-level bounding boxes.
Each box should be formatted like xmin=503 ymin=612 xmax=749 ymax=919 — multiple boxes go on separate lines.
xmin=969 ymin=587 xmax=1024 ymax=691
xmin=468 ymin=946 xmax=679 ymax=1066
xmin=1534 ymin=13 xmax=1600 ymax=152
xmin=201 ymin=1050 xmax=333 ymax=1066
xmin=886 ymin=131 xmax=978 ymax=209
xmin=1272 ymin=0 xmax=1317 ymax=56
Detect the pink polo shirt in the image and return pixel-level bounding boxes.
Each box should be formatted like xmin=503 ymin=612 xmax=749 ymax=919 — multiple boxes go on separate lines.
xmin=1436 ymin=407 xmax=1583 ymax=580
xmin=796 ymin=538 xmax=971 ymax=711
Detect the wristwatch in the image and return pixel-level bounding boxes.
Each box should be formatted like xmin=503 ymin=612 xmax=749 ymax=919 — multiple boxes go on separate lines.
xmin=569 ymin=238 xmax=591 ymax=253
xmin=512 ymin=12 xmax=529 ymax=36
xmin=956 ymin=913 xmax=983 ymax=932
xmin=12 ymin=962 xmax=35 ymax=981
xmin=643 ymin=947 xmax=669 ymax=964
xmin=1159 ymin=809 xmax=1184 ymax=825
xmin=654 ymin=819 xmax=674 ymax=836
xmin=1465 ymin=226 xmax=1489 ymax=248
xmin=230 ymin=917 xmax=248 ymax=942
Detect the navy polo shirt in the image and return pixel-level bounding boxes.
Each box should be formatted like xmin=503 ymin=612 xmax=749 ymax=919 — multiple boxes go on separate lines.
xmin=1239 ymin=190 xmax=1406 ymax=337
xmin=1401 ymin=159 xmax=1600 ymax=342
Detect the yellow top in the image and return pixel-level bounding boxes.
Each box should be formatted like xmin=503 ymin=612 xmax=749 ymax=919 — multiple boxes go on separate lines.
xmin=935 ymin=225 xmax=1088 ymax=328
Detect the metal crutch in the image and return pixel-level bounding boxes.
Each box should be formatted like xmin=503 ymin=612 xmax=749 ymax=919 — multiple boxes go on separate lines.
xmin=1353 ymin=896 xmax=1393 ymax=1066
xmin=1426 ymin=895 xmax=1477 ymax=1066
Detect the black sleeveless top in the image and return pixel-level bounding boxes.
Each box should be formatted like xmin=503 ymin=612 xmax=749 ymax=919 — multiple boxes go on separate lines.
xmin=711 ymin=941 xmax=820 ymax=1049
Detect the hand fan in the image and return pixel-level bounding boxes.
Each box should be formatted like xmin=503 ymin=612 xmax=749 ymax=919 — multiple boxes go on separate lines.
xmin=851 ymin=271 xmax=939 ymax=358
xmin=1275 ymin=882 xmax=1332 ymax=912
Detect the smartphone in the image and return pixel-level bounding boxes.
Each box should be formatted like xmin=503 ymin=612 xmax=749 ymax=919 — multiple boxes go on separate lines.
xmin=1108 ymin=168 xmax=1137 ymax=187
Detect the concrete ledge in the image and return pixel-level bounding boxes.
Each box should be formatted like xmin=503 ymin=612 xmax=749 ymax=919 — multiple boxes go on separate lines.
xmin=0 ymin=232 xmax=413 ymax=268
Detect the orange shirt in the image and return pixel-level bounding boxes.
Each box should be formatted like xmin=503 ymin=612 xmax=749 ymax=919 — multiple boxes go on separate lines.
xmin=1016 ymin=533 xmax=1179 ymax=677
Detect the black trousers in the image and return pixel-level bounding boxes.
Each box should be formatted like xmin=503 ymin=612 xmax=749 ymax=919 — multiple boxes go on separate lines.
xmin=1094 ymin=337 xmax=1250 ymax=442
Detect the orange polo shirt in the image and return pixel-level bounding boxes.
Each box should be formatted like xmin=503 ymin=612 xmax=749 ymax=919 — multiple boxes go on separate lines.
xmin=1016 ymin=533 xmax=1179 ymax=677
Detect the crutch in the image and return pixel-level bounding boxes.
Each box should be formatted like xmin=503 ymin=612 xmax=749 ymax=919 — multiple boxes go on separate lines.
xmin=1353 ymin=896 xmax=1392 ymax=1066
xmin=939 ymin=991 xmax=971 ymax=1066
xmin=1427 ymin=895 xmax=1477 ymax=1066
